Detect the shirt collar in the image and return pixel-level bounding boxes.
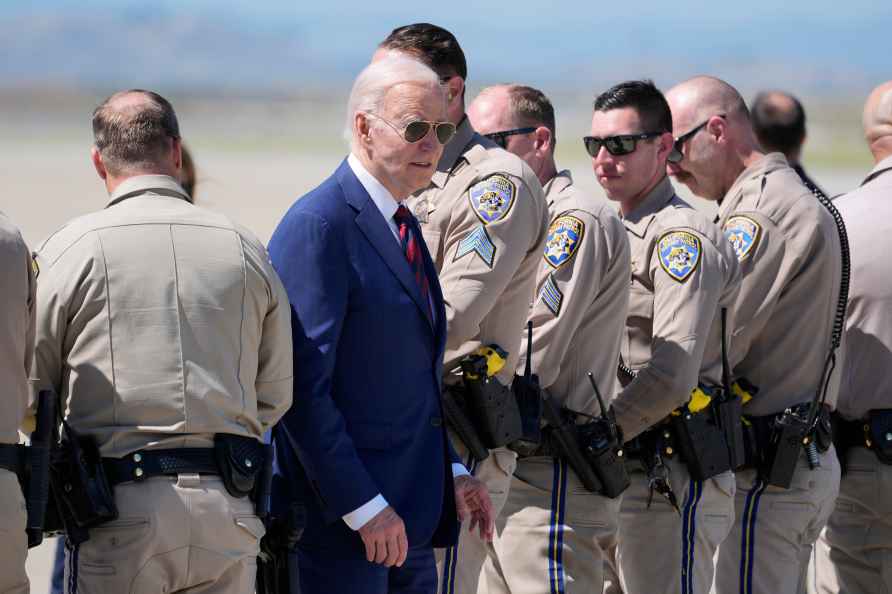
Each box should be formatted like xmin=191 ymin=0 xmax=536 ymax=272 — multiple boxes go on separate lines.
xmin=863 ymin=155 xmax=892 ymax=186
xmin=543 ymin=170 xmax=573 ymax=205
xmin=621 ymin=175 xmax=676 ymax=237
xmin=106 ymin=174 xmax=190 ymax=208
xmin=347 ymin=153 xmax=400 ymax=222
xmin=719 ymin=152 xmax=788 ymax=219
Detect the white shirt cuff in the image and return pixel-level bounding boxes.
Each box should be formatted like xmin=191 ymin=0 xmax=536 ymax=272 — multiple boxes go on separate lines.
xmin=343 ymin=494 xmax=388 ymax=531
xmin=452 ymin=463 xmax=470 ymax=478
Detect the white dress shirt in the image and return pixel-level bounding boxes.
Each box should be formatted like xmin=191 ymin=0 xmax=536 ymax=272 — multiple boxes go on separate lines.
xmin=343 ymin=154 xmax=469 ymax=531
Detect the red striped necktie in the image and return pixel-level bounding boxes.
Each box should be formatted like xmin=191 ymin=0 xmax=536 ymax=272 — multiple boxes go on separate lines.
xmin=393 ymin=204 xmax=433 ymax=323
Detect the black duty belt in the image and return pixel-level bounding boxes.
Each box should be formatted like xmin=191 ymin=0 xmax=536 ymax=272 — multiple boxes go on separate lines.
xmin=832 ymin=413 xmax=869 ymax=450
xmin=0 ymin=443 xmax=25 ymax=476
xmin=103 ymin=448 xmax=219 ymax=487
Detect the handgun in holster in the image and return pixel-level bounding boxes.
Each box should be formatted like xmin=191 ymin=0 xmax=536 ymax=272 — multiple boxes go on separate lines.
xmin=255 ymin=447 xmax=305 ymax=594
xmin=669 ymin=384 xmax=742 ymax=481
xmin=510 ymin=321 xmax=543 ymax=457
xmin=49 ymin=420 xmax=118 ymax=545
xmin=442 ymin=384 xmax=490 ymax=462
xmin=454 ymin=344 xmax=523 ymax=451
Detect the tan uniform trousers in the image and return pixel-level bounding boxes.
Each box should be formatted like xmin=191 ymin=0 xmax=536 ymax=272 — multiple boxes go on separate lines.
xmin=482 ymin=456 xmax=620 ymax=594
xmin=604 ymin=457 xmax=735 ymax=594
xmin=714 ymin=447 xmax=839 ymax=594
xmin=437 ymin=440 xmax=515 ymax=594
xmin=0 ymin=468 xmax=29 ymax=594
xmin=62 ymin=474 xmax=263 ymax=594
xmin=811 ymin=447 xmax=892 ymax=594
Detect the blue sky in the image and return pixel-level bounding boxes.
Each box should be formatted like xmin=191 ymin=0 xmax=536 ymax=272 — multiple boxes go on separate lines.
xmin=2 ymin=1 xmax=889 ymax=96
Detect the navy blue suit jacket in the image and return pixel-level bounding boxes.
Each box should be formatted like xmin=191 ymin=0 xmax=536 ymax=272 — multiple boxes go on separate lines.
xmin=269 ymin=159 xmax=459 ymax=553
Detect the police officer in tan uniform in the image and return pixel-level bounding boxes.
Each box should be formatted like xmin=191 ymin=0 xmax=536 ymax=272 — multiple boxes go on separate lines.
xmin=0 ymin=212 xmax=35 ymax=594
xmin=374 ymin=24 xmax=549 ymax=594
xmin=467 ymin=84 xmax=630 ymax=594
xmin=31 ymin=90 xmax=294 ymax=594
xmin=666 ymin=76 xmax=843 ymax=594
xmin=812 ymin=81 xmax=892 ymax=594
xmin=588 ymin=80 xmax=740 ymax=594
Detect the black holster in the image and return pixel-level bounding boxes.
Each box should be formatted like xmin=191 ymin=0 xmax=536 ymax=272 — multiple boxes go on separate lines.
xmin=442 ymin=384 xmax=490 ymax=461
xmin=214 ymin=434 xmax=266 ymax=499
xmin=867 ymin=409 xmax=892 ymax=465
xmin=669 ymin=387 xmax=744 ymax=481
xmin=49 ymin=421 xmax=118 ymax=544
xmin=257 ymin=501 xmax=306 ymax=594
xmin=459 ymin=359 xmax=523 ymax=449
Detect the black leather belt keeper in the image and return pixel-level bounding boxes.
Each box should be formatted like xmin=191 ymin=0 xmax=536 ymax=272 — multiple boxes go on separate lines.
xmin=0 ymin=443 xmax=25 ymax=476
xmin=103 ymin=448 xmax=218 ymax=487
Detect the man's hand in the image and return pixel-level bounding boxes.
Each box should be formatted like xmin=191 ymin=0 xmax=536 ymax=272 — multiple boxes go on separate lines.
xmin=454 ymin=475 xmax=494 ymax=541
xmin=357 ymin=506 xmax=408 ymax=567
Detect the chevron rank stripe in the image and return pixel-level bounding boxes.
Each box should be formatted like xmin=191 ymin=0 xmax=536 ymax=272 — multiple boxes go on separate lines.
xmin=539 ymin=273 xmax=564 ymax=316
xmin=454 ymin=225 xmax=496 ymax=268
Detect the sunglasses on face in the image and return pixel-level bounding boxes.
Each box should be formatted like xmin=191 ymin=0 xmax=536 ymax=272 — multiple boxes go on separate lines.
xmin=582 ymin=132 xmax=662 ymax=158
xmin=365 ymin=113 xmax=457 ymax=145
xmin=483 ymin=127 xmax=537 ymax=149
xmin=668 ymin=114 xmax=726 ymax=164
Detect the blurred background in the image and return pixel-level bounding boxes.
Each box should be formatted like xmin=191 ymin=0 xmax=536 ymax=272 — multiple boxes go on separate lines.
xmin=3 ymin=1 xmax=889 ymax=588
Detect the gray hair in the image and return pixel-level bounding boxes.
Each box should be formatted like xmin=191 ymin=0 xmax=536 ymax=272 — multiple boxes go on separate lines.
xmin=344 ymin=56 xmax=444 ymax=147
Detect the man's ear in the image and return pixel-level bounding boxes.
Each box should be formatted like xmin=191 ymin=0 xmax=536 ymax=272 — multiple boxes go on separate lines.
xmin=355 ymin=112 xmax=371 ymax=144
xmin=445 ymin=76 xmax=464 ymax=104
xmin=91 ymin=146 xmax=108 ymax=181
xmin=534 ymin=126 xmax=553 ymax=153
xmin=171 ymin=137 xmax=183 ymax=172
xmin=656 ymin=131 xmax=675 ymax=161
xmin=707 ymin=115 xmax=728 ymax=142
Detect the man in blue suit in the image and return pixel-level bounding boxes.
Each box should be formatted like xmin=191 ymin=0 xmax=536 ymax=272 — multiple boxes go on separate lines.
xmin=269 ymin=55 xmax=494 ymax=594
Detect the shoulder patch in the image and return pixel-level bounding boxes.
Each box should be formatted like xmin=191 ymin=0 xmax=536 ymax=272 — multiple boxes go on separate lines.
xmin=539 ymin=273 xmax=564 ymax=316
xmin=454 ymin=225 xmax=496 ymax=268
xmin=31 ymin=252 xmax=39 ymax=279
xmin=657 ymin=231 xmax=701 ymax=283
xmin=544 ymin=215 xmax=585 ymax=269
xmin=723 ymin=215 xmax=761 ymax=261
xmin=468 ymin=175 xmax=516 ymax=224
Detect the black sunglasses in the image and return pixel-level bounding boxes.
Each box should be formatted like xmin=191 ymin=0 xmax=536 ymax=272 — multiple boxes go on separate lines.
xmin=484 ymin=127 xmax=537 ymax=149
xmin=365 ymin=113 xmax=457 ymax=145
xmin=582 ymin=132 xmax=662 ymax=158
xmin=668 ymin=115 xmax=726 ymax=163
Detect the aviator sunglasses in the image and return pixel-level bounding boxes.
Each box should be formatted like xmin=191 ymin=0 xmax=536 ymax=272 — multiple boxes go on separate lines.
xmin=364 ymin=112 xmax=456 ymax=145
xmin=668 ymin=114 xmax=726 ymax=163
xmin=483 ymin=127 xmax=537 ymax=149
xmin=582 ymin=132 xmax=662 ymax=158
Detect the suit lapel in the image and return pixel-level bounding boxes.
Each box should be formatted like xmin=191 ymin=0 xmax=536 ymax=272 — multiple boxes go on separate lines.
xmin=337 ymin=161 xmax=434 ymax=332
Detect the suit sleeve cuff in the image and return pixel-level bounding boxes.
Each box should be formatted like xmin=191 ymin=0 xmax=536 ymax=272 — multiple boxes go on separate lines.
xmin=452 ymin=463 xmax=470 ymax=478
xmin=342 ymin=494 xmax=389 ymax=531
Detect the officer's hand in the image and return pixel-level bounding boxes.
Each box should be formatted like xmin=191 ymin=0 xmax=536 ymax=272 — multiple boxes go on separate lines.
xmin=454 ymin=475 xmax=494 ymax=542
xmin=358 ymin=506 xmax=408 ymax=567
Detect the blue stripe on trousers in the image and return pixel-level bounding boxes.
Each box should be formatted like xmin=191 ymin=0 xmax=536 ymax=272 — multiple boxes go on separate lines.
xmin=548 ymin=458 xmax=568 ymax=594
xmin=738 ymin=479 xmax=767 ymax=594
xmin=681 ymin=479 xmax=704 ymax=594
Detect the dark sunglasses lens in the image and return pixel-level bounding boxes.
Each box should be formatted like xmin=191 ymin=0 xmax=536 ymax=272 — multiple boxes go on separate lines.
xmin=404 ymin=121 xmax=432 ymax=143
xmin=435 ymin=123 xmax=456 ymax=144
xmin=604 ymin=137 xmax=636 ymax=156
xmin=583 ymin=137 xmax=600 ymax=157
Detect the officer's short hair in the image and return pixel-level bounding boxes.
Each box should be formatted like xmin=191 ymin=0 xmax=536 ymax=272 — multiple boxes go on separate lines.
xmin=378 ymin=23 xmax=468 ymax=82
xmin=751 ymin=91 xmax=806 ymax=156
xmin=593 ymin=80 xmax=673 ymax=134
xmin=344 ymin=55 xmax=444 ymax=146
xmin=93 ymin=90 xmax=180 ymax=176
xmin=505 ymin=85 xmax=556 ymax=146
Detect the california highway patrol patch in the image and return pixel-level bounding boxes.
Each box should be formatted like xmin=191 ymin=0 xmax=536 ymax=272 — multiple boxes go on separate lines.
xmin=539 ymin=273 xmax=564 ymax=316
xmin=658 ymin=231 xmax=701 ymax=283
xmin=544 ymin=215 xmax=584 ymax=269
xmin=723 ymin=215 xmax=761 ymax=261
xmin=468 ymin=175 xmax=516 ymax=224
xmin=455 ymin=225 xmax=496 ymax=268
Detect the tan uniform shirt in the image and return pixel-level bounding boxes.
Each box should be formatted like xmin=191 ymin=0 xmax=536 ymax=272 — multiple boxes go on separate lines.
xmin=834 ymin=156 xmax=892 ymax=421
xmin=0 ymin=213 xmax=35 ymax=445
xmin=516 ymin=170 xmax=630 ymax=413
xmin=612 ymin=177 xmax=740 ymax=440
xmin=406 ymin=117 xmax=549 ymax=383
xmin=718 ymin=153 xmax=843 ymax=416
xmin=31 ymin=175 xmax=293 ymax=458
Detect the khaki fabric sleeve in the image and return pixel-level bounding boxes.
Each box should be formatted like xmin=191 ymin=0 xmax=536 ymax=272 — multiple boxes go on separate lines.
xmin=24 ymin=248 xmax=36 ymax=381
xmin=523 ymin=211 xmax=606 ymax=390
xmin=722 ymin=211 xmax=787 ymax=370
xmin=247 ymin=239 xmax=294 ymax=431
xmin=439 ymin=175 xmax=544 ymax=352
xmin=612 ymin=230 xmax=724 ymax=440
